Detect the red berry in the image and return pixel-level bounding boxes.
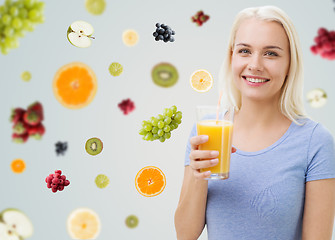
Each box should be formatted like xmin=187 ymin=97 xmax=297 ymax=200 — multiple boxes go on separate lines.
xmin=23 ymin=110 xmax=41 ymax=126
xmin=310 ymin=45 xmax=318 ymax=54
xmin=58 ymin=185 xmax=64 ymax=191
xmin=60 ymin=175 xmax=66 ymax=180
xmin=52 ymin=178 xmax=60 ymax=184
xmin=12 ymin=133 xmax=29 ymax=143
xmin=64 ymin=180 xmax=70 ymax=186
xmin=54 ymin=173 xmax=60 ymax=178
xmin=318 ymin=27 xmax=328 ymax=36
xmin=55 ymin=170 xmax=62 ymax=175
xmin=10 ymin=108 xmax=25 ymax=124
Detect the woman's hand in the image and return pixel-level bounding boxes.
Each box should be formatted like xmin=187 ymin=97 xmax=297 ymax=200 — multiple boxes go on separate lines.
xmin=189 ymin=135 xmax=236 ymax=179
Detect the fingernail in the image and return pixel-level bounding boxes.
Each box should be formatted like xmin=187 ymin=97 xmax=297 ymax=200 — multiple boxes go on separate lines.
xmin=211 ymin=151 xmax=219 ymax=157
xmin=205 ymin=171 xmax=211 ymax=176
xmin=201 ymin=135 xmax=208 ymax=141
xmin=210 ymin=158 xmax=219 ymax=164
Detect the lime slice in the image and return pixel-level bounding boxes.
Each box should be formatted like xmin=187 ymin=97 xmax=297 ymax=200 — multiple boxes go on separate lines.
xmin=85 ymin=0 xmax=106 ymax=15
xmin=125 ymin=215 xmax=139 ymax=228
xmin=95 ymin=174 xmax=109 ymax=188
xmin=21 ymin=71 xmax=31 ymax=82
xmin=109 ymin=62 xmax=123 ymax=76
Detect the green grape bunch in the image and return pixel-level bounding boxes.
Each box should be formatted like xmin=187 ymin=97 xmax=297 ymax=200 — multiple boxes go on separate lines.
xmin=139 ymin=105 xmax=182 ymax=142
xmin=0 ymin=0 xmax=45 ymax=55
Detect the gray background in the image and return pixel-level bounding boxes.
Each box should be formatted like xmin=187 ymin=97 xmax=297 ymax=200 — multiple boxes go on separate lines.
xmin=1 ymin=0 xmax=334 ymax=239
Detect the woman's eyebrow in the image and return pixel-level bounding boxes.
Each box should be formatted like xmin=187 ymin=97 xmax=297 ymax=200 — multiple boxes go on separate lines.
xmin=235 ymin=43 xmax=284 ymax=51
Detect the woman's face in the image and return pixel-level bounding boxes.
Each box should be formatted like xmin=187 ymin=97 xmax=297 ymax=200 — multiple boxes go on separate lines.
xmin=231 ymin=18 xmax=290 ymax=104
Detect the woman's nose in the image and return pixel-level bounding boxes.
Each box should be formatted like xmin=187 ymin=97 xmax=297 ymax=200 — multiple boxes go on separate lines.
xmin=248 ymin=55 xmax=264 ymax=72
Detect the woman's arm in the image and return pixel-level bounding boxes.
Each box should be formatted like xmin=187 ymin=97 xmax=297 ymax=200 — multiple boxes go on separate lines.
xmin=302 ymin=178 xmax=335 ymax=240
xmin=174 ymin=135 xmax=219 ymax=240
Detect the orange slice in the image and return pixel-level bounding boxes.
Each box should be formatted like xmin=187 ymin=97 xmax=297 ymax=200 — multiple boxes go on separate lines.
xmin=11 ymin=158 xmax=26 ymax=173
xmin=67 ymin=208 xmax=101 ymax=239
xmin=135 ymin=166 xmax=166 ymax=197
xmin=122 ymin=29 xmax=139 ymax=46
xmin=53 ymin=62 xmax=97 ymax=109
xmin=190 ymin=69 xmax=213 ymax=92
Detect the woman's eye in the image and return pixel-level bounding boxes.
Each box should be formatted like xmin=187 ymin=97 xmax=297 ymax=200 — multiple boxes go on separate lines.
xmin=238 ymin=49 xmax=250 ymax=54
xmin=265 ymin=51 xmax=278 ymax=56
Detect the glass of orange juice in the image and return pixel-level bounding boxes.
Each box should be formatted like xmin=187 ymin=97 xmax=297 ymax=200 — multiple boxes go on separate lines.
xmin=196 ymin=105 xmax=234 ymax=180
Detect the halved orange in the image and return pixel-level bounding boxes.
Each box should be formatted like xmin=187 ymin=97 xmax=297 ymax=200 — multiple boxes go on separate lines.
xmin=190 ymin=69 xmax=213 ymax=92
xmin=135 ymin=166 xmax=166 ymax=197
xmin=67 ymin=208 xmax=101 ymax=239
xmin=11 ymin=158 xmax=26 ymax=173
xmin=53 ymin=62 xmax=97 ymax=109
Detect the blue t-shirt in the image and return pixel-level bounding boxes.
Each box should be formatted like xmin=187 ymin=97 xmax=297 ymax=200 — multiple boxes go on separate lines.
xmin=184 ymin=118 xmax=335 ymax=240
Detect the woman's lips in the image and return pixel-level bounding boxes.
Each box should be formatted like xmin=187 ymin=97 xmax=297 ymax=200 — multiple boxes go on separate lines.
xmin=242 ymin=76 xmax=270 ymax=87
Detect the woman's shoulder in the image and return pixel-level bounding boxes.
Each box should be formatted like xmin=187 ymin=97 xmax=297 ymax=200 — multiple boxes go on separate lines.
xmin=294 ymin=117 xmax=334 ymax=143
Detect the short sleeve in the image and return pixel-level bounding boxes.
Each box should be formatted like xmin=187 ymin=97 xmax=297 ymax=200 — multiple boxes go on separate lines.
xmin=306 ymin=123 xmax=335 ymax=182
xmin=184 ymin=123 xmax=197 ymax=166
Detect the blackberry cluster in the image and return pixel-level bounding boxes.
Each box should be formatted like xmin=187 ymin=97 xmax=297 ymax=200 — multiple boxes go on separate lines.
xmin=191 ymin=10 xmax=210 ymax=26
xmin=55 ymin=141 xmax=68 ymax=155
xmin=153 ymin=23 xmax=175 ymax=43
xmin=118 ymin=98 xmax=135 ymax=115
xmin=45 ymin=170 xmax=70 ymax=193
xmin=310 ymin=27 xmax=335 ymax=60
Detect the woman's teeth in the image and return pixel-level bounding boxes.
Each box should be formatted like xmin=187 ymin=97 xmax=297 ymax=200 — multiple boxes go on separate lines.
xmin=245 ymin=77 xmax=269 ymax=83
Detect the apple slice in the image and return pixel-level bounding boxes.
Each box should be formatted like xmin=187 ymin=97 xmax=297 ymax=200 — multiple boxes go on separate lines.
xmin=0 ymin=209 xmax=33 ymax=239
xmin=0 ymin=222 xmax=20 ymax=240
xmin=67 ymin=20 xmax=95 ymax=48
xmin=307 ymin=88 xmax=327 ymax=108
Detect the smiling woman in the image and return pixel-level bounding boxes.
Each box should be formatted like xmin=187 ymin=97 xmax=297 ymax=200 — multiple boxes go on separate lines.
xmin=175 ymin=5 xmax=335 ymax=240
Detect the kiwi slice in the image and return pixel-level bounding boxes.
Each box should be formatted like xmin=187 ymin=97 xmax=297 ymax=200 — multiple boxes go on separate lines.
xmin=151 ymin=62 xmax=178 ymax=88
xmin=85 ymin=137 xmax=103 ymax=156
xmin=125 ymin=215 xmax=139 ymax=228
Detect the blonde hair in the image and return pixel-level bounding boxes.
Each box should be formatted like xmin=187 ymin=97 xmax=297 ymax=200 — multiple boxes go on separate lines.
xmin=219 ymin=5 xmax=307 ymax=124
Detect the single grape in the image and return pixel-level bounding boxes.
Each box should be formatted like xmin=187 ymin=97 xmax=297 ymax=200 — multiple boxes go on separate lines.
xmin=144 ymin=124 xmax=152 ymax=131
xmin=164 ymin=132 xmax=171 ymax=139
xmin=157 ymin=114 xmax=164 ymax=120
xmin=159 ymin=136 xmax=166 ymax=142
xmin=151 ymin=126 xmax=158 ymax=134
xmin=166 ymin=109 xmax=173 ymax=117
xmin=175 ymin=119 xmax=182 ymax=124
xmin=150 ymin=117 xmax=158 ymax=126
xmin=142 ymin=120 xmax=150 ymax=126
xmin=2 ymin=14 xmax=12 ymax=26
xmin=9 ymin=6 xmax=19 ymax=17
xmin=144 ymin=132 xmax=153 ymax=141
xmin=174 ymin=112 xmax=182 ymax=121
xmin=169 ymin=124 xmax=175 ymax=131
xmin=12 ymin=18 xmax=22 ymax=29
xmin=157 ymin=129 xmax=164 ymax=137
xmin=164 ymin=116 xmax=171 ymax=125
xmin=4 ymin=26 xmax=14 ymax=37
xmin=170 ymin=105 xmax=177 ymax=114
xmin=157 ymin=121 xmax=164 ymax=129
xmin=153 ymin=133 xmax=159 ymax=140
xmin=171 ymin=122 xmax=178 ymax=130
xmin=24 ymin=0 xmax=35 ymax=8
xmin=34 ymin=1 xmax=45 ymax=10
xmin=139 ymin=128 xmax=147 ymax=135
xmin=28 ymin=9 xmax=39 ymax=20
xmin=163 ymin=125 xmax=170 ymax=132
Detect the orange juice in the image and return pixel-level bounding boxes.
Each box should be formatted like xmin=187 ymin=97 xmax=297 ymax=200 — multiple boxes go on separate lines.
xmin=197 ymin=120 xmax=233 ymax=177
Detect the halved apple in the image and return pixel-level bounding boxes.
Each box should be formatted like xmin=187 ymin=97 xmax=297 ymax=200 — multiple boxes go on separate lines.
xmin=0 ymin=209 xmax=33 ymax=239
xmin=0 ymin=222 xmax=20 ymax=240
xmin=306 ymin=88 xmax=327 ymax=108
xmin=67 ymin=20 xmax=95 ymax=48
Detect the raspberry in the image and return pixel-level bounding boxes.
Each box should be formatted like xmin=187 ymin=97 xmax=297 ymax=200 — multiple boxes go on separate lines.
xmin=45 ymin=170 xmax=70 ymax=193
xmin=310 ymin=27 xmax=335 ymax=60
xmin=118 ymin=98 xmax=135 ymax=115
xmin=191 ymin=10 xmax=210 ymax=26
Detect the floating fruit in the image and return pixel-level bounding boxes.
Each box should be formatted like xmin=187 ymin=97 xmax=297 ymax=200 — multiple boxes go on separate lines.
xmin=151 ymin=63 xmax=178 ymax=88
xmin=67 ymin=20 xmax=95 ymax=48
xmin=307 ymin=88 xmax=327 ymax=108
xmin=85 ymin=137 xmax=103 ymax=156
xmin=153 ymin=23 xmax=175 ymax=42
xmin=125 ymin=215 xmax=139 ymax=228
xmin=95 ymin=174 xmax=109 ymax=189
xmin=53 ymin=62 xmax=97 ymax=109
xmin=11 ymin=159 xmax=26 ymax=174
xmin=85 ymin=0 xmax=106 ymax=15
xmin=118 ymin=98 xmax=135 ymax=115
xmin=108 ymin=62 xmax=123 ymax=76
xmin=122 ymin=29 xmax=139 ymax=46
xmin=190 ymin=69 xmax=213 ymax=92
xmin=135 ymin=166 xmax=166 ymax=197
xmin=21 ymin=71 xmax=31 ymax=82
xmin=67 ymin=208 xmax=101 ymax=239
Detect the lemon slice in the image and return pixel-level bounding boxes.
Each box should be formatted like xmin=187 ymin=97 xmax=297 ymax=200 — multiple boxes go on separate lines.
xmin=122 ymin=29 xmax=139 ymax=47
xmin=190 ymin=69 xmax=213 ymax=92
xmin=21 ymin=71 xmax=31 ymax=82
xmin=85 ymin=0 xmax=106 ymax=15
xmin=67 ymin=208 xmax=101 ymax=239
xmin=95 ymin=174 xmax=110 ymax=189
